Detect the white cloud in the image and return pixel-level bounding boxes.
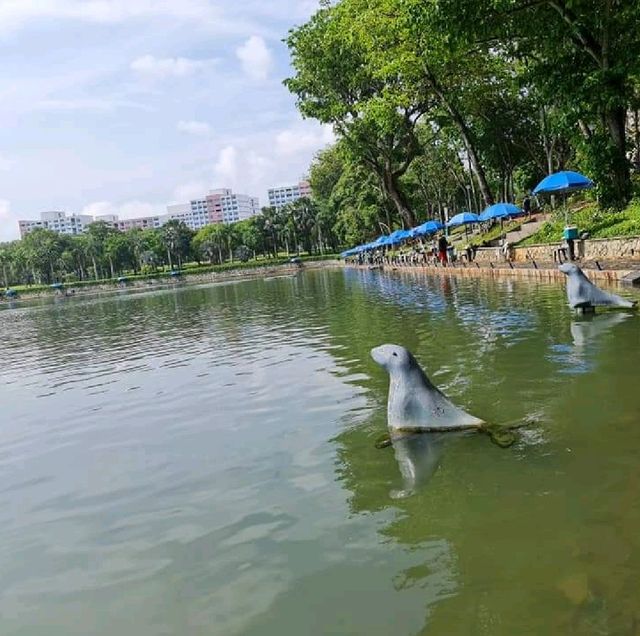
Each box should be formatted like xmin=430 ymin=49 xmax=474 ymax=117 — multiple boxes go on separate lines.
xmin=214 ymin=145 xmax=239 ymax=184
xmin=0 ymin=154 xmax=14 ymax=171
xmin=0 ymin=1 xmax=221 ymax=31
xmin=81 ymin=200 xmax=164 ymax=219
xmin=35 ymin=98 xmax=147 ymax=112
xmin=0 ymin=200 xmax=18 ymax=242
xmin=177 ymin=120 xmax=212 ymax=137
xmin=235 ymin=36 xmax=273 ymax=81
xmin=172 ymin=181 xmax=208 ymax=202
xmin=275 ymin=124 xmax=334 ymax=156
xmin=131 ymin=55 xmax=217 ymax=78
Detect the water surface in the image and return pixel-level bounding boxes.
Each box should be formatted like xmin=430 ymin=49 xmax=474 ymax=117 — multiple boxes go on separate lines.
xmin=1 ymin=270 xmax=640 ymax=635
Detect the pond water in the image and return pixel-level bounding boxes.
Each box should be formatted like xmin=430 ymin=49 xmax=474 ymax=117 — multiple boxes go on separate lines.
xmin=1 ymin=269 xmax=640 ymax=635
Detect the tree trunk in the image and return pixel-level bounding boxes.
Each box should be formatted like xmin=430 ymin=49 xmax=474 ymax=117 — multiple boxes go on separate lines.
xmin=423 ymin=65 xmax=494 ymax=207
xmin=382 ymin=169 xmax=416 ymax=227
xmin=167 ymin=249 xmax=173 ymax=270
xmin=109 ymin=257 xmax=115 ymax=279
xmin=604 ymin=104 xmax=631 ymax=205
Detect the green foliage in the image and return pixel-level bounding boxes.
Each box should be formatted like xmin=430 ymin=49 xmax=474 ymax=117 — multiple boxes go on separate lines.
xmin=285 ymin=0 xmax=640 ymax=241
xmin=522 ymin=199 xmax=640 ymax=245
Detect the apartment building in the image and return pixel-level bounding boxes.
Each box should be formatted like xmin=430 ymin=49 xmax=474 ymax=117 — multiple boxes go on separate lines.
xmin=18 ymin=211 xmax=94 ymax=237
xmin=17 ymin=187 xmax=261 ymax=238
xmin=267 ymin=180 xmax=311 ymax=210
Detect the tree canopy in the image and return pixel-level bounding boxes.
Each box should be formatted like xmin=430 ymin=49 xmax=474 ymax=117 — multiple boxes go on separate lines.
xmin=285 ymin=0 xmax=640 ymax=244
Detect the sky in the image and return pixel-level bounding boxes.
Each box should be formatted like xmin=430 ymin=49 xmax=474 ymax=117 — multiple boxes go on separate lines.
xmin=0 ymin=0 xmax=334 ymax=241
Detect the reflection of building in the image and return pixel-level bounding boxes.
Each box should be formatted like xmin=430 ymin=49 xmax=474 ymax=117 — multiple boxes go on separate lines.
xmin=267 ymin=181 xmax=311 ymax=210
xmin=18 ymin=211 xmax=93 ymax=237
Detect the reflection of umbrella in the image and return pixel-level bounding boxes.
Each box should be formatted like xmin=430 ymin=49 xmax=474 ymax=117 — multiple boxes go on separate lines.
xmin=533 ymin=170 xmax=593 ymax=195
xmin=411 ymin=220 xmax=444 ymax=237
xmin=447 ymin=212 xmax=479 ymax=227
xmin=50 ymin=282 xmax=64 ymax=289
xmin=479 ymin=203 xmax=522 ymax=222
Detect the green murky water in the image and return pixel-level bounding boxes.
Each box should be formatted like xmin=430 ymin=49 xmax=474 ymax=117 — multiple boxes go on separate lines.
xmin=1 ymin=269 xmax=640 ymax=635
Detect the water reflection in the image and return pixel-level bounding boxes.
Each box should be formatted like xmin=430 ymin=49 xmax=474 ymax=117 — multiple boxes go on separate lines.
xmin=1 ymin=269 xmax=640 ymax=635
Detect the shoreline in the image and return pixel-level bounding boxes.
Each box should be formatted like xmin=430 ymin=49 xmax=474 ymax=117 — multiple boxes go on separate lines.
xmin=346 ymin=261 xmax=640 ymax=287
xmin=1 ymin=259 xmax=343 ymax=305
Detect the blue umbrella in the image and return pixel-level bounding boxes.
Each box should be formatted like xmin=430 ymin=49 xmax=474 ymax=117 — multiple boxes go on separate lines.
xmin=385 ymin=229 xmax=411 ymax=245
xmin=478 ymin=203 xmax=522 ymax=222
xmin=533 ymin=171 xmax=593 ymax=195
xmin=411 ymin=220 xmax=444 ymax=236
xmin=371 ymin=235 xmax=389 ymax=247
xmin=447 ymin=212 xmax=479 ymax=227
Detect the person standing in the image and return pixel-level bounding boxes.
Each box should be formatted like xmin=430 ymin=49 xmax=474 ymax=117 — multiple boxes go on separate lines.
xmin=523 ymin=194 xmax=531 ymax=218
xmin=437 ymin=235 xmax=449 ymax=264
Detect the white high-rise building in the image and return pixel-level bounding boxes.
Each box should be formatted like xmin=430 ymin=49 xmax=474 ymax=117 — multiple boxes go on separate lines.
xmin=166 ymin=202 xmax=209 ymax=231
xmin=17 ymin=186 xmax=261 ymax=238
xmin=267 ymin=180 xmax=311 ymax=210
xmin=209 ymin=188 xmax=260 ymax=224
xmin=18 ymin=211 xmax=94 ymax=237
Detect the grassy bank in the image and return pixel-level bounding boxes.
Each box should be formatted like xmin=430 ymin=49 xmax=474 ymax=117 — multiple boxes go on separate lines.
xmin=7 ymin=253 xmax=340 ymax=295
xmin=521 ymin=199 xmax=640 ymax=246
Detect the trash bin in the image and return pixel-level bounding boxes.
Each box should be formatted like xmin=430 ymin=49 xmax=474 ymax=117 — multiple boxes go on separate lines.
xmin=563 ymin=226 xmax=579 ymax=240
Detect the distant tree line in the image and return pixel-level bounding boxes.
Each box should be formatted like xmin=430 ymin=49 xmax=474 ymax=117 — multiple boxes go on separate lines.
xmin=287 ymin=0 xmax=640 ymax=245
xmin=0 ymin=198 xmax=339 ymax=287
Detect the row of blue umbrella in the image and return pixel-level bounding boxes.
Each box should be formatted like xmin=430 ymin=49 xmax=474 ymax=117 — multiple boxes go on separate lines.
xmin=341 ymin=203 xmax=524 ymax=256
xmin=341 ymin=171 xmax=593 ymax=257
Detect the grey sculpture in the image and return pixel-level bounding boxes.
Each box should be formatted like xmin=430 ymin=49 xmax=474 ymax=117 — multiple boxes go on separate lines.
xmin=559 ymin=263 xmax=637 ymax=310
xmin=370 ymin=344 xmax=484 ymax=435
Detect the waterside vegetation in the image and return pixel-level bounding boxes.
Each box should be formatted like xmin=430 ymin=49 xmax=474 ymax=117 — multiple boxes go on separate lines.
xmin=287 ymin=0 xmax=640 ymax=246
xmin=0 ymin=199 xmax=339 ymax=288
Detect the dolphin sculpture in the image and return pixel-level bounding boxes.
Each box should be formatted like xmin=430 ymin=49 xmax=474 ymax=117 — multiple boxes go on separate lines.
xmin=370 ymin=344 xmax=484 ymax=435
xmin=558 ymin=263 xmax=637 ymax=311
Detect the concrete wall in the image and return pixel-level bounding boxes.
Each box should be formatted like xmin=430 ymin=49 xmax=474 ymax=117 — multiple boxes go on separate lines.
xmin=512 ymin=236 xmax=640 ymax=263
xmin=582 ymin=237 xmax=640 ymax=260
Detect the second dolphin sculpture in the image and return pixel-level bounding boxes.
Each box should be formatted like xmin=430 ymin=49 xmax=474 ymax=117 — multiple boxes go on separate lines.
xmin=559 ymin=263 xmax=637 ymax=311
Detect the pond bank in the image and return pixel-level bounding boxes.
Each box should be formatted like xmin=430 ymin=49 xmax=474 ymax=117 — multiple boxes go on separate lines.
xmin=348 ymin=260 xmax=640 ymax=286
xmin=3 ymin=259 xmax=343 ymax=303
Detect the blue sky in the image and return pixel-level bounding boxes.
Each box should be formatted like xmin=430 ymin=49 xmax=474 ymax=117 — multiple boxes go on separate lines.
xmin=0 ymin=0 xmax=333 ymax=241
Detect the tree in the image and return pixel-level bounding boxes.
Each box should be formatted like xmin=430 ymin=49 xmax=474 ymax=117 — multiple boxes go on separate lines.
xmin=193 ymin=224 xmax=226 ymax=264
xmin=286 ymin=2 xmax=424 ymax=226
xmin=435 ymin=0 xmax=640 ymax=206
xmin=161 ymin=220 xmax=193 ymax=269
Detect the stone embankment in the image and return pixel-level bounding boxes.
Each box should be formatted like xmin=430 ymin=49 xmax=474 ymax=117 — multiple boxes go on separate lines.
xmin=351 ymin=235 xmax=640 ymax=286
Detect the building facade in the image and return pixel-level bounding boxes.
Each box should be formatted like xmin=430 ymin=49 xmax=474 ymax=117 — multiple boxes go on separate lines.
xmin=18 ymin=211 xmax=94 ymax=237
xmin=113 ymin=215 xmax=165 ymax=232
xmin=17 ymin=187 xmax=261 ymax=238
xmin=267 ymin=181 xmax=311 ymax=210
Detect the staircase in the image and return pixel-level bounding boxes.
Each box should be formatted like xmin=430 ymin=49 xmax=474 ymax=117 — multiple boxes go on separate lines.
xmin=505 ymin=214 xmax=550 ymax=245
